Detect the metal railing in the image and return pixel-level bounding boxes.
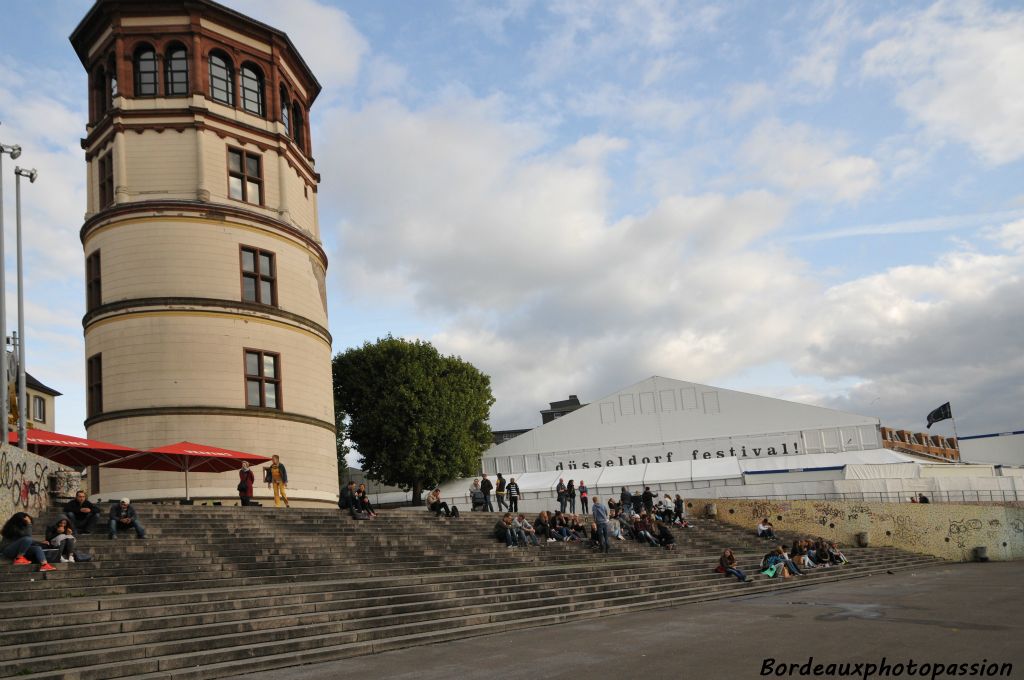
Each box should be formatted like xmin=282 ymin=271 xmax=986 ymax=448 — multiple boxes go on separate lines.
xmin=705 ymin=490 xmax=1022 ymax=504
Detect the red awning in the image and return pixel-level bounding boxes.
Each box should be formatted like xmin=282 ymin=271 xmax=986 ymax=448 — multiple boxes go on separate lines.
xmin=10 ymin=429 xmax=140 ymax=468
xmin=103 ymin=441 xmax=272 ymax=473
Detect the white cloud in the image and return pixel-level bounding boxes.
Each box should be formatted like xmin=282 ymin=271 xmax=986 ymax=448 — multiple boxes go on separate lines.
xmin=220 ymin=0 xmax=368 ymax=93
xmin=739 ymin=119 xmax=880 ymax=203
xmin=862 ymin=1 xmax=1024 ymax=165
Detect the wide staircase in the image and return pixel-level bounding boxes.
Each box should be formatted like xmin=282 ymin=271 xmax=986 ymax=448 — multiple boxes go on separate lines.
xmin=0 ymin=505 xmax=943 ymax=680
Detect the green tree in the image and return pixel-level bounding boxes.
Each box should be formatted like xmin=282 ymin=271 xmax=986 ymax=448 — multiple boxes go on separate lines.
xmin=332 ymin=336 xmax=494 ymax=504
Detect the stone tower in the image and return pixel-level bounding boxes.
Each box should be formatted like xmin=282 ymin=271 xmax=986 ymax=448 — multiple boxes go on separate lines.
xmin=70 ymin=0 xmax=337 ymax=505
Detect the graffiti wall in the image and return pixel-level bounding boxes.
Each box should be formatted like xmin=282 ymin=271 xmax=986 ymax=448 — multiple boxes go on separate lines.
xmin=707 ymin=498 xmax=1024 ymax=562
xmin=0 ymin=444 xmax=76 ymax=520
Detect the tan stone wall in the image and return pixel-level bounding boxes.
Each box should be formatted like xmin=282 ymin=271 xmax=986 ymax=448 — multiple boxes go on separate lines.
xmin=91 ymin=415 xmax=336 ymax=506
xmin=122 ymin=128 xmax=199 ymax=201
xmin=84 ymin=314 xmax=332 ymax=423
xmin=708 ymin=498 xmax=1024 ymax=562
xmin=0 ymin=444 xmax=76 ymax=519
xmin=85 ymin=217 xmax=328 ymax=326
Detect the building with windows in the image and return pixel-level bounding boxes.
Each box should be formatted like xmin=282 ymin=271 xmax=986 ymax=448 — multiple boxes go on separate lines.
xmin=70 ymin=0 xmax=337 ymax=505
xmin=26 ymin=373 xmax=62 ymax=433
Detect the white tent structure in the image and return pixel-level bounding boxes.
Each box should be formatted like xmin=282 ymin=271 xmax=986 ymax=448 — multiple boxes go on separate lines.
xmin=429 ymin=376 xmax=1023 ymax=511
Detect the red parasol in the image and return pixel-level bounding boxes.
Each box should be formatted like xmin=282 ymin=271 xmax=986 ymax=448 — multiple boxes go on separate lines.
xmin=10 ymin=429 xmax=140 ymax=467
xmin=102 ymin=440 xmax=271 ymax=500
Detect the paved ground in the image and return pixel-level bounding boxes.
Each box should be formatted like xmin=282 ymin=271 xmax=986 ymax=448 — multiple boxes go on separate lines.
xmin=233 ymin=562 xmax=1024 ymax=680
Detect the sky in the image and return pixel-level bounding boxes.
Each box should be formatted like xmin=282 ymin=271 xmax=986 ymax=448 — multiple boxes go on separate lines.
xmin=0 ymin=0 xmax=1022 ymax=447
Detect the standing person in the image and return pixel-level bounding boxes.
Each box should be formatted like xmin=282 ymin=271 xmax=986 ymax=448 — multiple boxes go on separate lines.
xmin=1 ymin=513 xmax=55 ymax=571
xmin=506 ymin=477 xmax=520 ymax=513
xmin=109 ymin=499 xmax=146 ymax=540
xmin=263 ymin=455 xmax=290 ymax=508
xmin=495 ymin=473 xmax=508 ymax=512
xmin=479 ymin=474 xmax=494 ymax=512
xmin=566 ymin=480 xmax=577 ymax=514
xmin=619 ymin=486 xmax=631 ymax=510
xmin=557 ymin=478 xmax=567 ymax=513
xmin=641 ymin=486 xmax=654 ymax=514
xmin=579 ymin=481 xmax=589 ymax=515
xmin=673 ymin=495 xmax=685 ymax=524
xmin=591 ymin=496 xmax=610 ymax=554
xmin=238 ymin=462 xmax=255 ymax=506
xmin=63 ymin=490 xmax=99 ymax=534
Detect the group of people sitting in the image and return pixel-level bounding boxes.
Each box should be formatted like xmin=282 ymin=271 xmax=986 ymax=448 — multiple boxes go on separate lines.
xmin=337 ymin=481 xmax=378 ymax=519
xmin=1 ymin=491 xmax=145 ymax=571
xmin=714 ymin=537 xmax=849 ymax=584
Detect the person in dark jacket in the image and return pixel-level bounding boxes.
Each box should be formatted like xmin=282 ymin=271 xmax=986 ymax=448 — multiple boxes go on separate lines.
xmin=557 ymin=479 xmax=567 ymax=513
xmin=655 ymin=521 xmax=675 ymax=550
xmin=505 ymin=478 xmax=521 ymax=513
xmin=63 ymin=490 xmax=99 ymax=534
xmin=109 ymin=499 xmax=146 ymax=539
xmin=565 ymin=480 xmax=577 ymax=514
xmin=493 ymin=513 xmax=517 ymax=547
xmin=262 ymin=455 xmax=289 ymax=508
xmin=719 ymin=548 xmax=747 ymax=582
xmin=494 ymin=473 xmax=507 ymax=512
xmin=479 ymin=474 xmax=494 ymax=512
xmin=338 ymin=481 xmax=357 ymax=517
xmin=578 ymin=481 xmax=589 ymax=515
xmin=1 ymin=513 xmax=55 ymax=571
xmin=238 ymin=462 xmax=255 ymax=506
xmin=46 ymin=517 xmax=77 ymax=562
xmin=641 ymin=487 xmax=654 ymax=514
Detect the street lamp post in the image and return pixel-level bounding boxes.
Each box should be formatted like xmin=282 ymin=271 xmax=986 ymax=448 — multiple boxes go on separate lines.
xmin=13 ymin=166 xmax=36 ymax=450
xmin=0 ymin=126 xmax=22 ymax=443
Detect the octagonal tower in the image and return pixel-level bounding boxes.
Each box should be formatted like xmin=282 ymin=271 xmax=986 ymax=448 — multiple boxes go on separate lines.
xmin=71 ymin=0 xmax=337 ymax=505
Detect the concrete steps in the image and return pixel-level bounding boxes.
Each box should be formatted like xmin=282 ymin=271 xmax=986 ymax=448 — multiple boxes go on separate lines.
xmin=0 ymin=505 xmax=943 ymax=679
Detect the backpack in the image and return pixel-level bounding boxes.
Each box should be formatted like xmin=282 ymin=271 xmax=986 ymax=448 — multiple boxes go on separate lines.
xmin=74 ymin=550 xmax=93 ymax=562
xmin=450 ymin=506 xmax=460 ymax=518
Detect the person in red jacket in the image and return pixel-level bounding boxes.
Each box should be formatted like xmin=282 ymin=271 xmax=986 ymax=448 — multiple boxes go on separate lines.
xmin=238 ymin=462 xmax=255 ymax=506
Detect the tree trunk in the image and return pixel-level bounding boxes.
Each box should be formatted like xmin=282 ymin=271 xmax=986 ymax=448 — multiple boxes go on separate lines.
xmin=411 ymin=480 xmax=424 ymax=506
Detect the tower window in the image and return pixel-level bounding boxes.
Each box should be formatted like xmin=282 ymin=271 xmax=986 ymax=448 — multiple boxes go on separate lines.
xmin=240 ymin=246 xmax=276 ymax=306
xmin=133 ymin=45 xmax=158 ymax=97
xmin=165 ymin=45 xmax=189 ymax=96
xmin=292 ymin=101 xmax=304 ymax=152
xmin=98 ymin=153 xmax=114 ymax=209
xmin=227 ymin=148 xmax=262 ymax=204
xmin=209 ymin=52 xmax=234 ymax=106
xmin=87 ymin=353 xmax=103 ymax=418
xmin=240 ymin=64 xmax=264 ymax=116
xmin=280 ymin=86 xmax=290 ymax=135
xmin=244 ymin=350 xmax=281 ymax=409
xmin=32 ymin=396 xmax=46 ymax=424
xmin=86 ymin=250 xmax=102 ymax=311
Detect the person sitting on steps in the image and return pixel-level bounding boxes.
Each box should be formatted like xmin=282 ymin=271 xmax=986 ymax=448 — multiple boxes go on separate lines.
xmin=356 ymin=483 xmax=377 ymax=518
xmin=338 ymin=481 xmax=358 ymax=517
xmin=426 ymin=488 xmax=451 ymax=517
xmin=513 ymin=513 xmax=538 ymax=546
xmin=493 ymin=513 xmax=518 ymax=547
xmin=109 ymin=498 xmax=146 ymax=540
xmin=654 ymin=520 xmax=676 ymax=550
xmin=718 ymin=548 xmax=748 ymax=582
xmin=63 ymin=490 xmax=99 ymax=534
xmin=45 ymin=517 xmax=77 ymax=563
xmin=1 ymin=512 xmax=56 ymax=572
xmin=534 ymin=511 xmax=556 ymax=542
xmin=756 ymin=518 xmax=776 ymax=539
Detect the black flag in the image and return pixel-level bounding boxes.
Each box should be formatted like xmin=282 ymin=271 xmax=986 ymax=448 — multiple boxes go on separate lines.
xmin=926 ymin=402 xmax=952 ymax=429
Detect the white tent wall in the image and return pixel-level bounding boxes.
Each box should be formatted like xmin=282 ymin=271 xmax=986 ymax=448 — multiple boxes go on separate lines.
xmin=959 ymin=431 xmax=1024 ymax=466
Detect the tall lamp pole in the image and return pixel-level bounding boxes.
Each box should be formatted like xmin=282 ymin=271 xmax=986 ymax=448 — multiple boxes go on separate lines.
xmin=0 ymin=126 xmax=22 ymax=443
xmin=13 ymin=166 xmax=36 ymax=450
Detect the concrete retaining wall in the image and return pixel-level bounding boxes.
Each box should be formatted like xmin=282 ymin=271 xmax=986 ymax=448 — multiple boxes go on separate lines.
xmin=0 ymin=444 xmax=77 ymax=520
xmin=705 ymin=498 xmax=1024 ymax=562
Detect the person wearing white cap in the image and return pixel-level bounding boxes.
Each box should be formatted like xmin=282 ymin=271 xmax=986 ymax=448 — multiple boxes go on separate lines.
xmin=108 ymin=498 xmax=146 ymax=540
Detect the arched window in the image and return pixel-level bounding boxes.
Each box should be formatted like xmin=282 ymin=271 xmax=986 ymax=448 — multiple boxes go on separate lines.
xmin=279 ymin=86 xmax=290 ymax=135
xmin=209 ymin=51 xmax=234 ymax=105
xmin=240 ymin=64 xmax=264 ymax=116
xmin=133 ymin=44 xmax=158 ymax=97
xmin=292 ymin=101 xmax=304 ymax=152
xmin=165 ymin=44 xmax=189 ymax=96
xmin=107 ymin=54 xmax=118 ymax=104
xmin=92 ymin=66 xmax=108 ymax=119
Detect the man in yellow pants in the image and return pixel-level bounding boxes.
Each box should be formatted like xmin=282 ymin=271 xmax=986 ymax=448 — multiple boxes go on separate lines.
xmin=263 ymin=455 xmax=289 ymax=507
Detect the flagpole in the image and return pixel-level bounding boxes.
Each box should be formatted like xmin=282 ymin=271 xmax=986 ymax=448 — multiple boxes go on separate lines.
xmin=950 ymin=406 xmax=961 ymax=460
